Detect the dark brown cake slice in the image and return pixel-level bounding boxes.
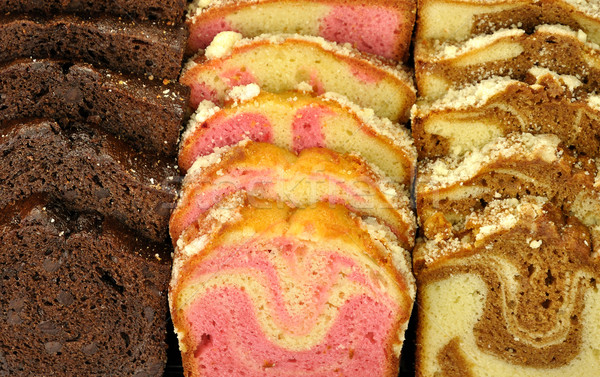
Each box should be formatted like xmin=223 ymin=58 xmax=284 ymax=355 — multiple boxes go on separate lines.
xmin=0 ymin=14 xmax=186 ymax=80
xmin=0 ymin=58 xmax=190 ymax=156
xmin=0 ymin=14 xmax=187 ymax=80
xmin=0 ymin=118 xmax=178 ymax=242
xmin=0 ymin=0 xmax=186 ymax=22
xmin=0 ymin=195 xmax=172 ymax=376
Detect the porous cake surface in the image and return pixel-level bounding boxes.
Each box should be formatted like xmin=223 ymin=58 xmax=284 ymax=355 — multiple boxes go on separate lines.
xmin=170 ymin=194 xmax=415 ymax=377
xmin=0 ymin=58 xmax=189 ymax=156
xmin=417 ymin=0 xmax=600 ymax=45
xmin=412 ymin=68 xmax=600 ymax=158
xmin=415 ymin=24 xmax=600 ymax=99
xmin=0 ymin=196 xmax=172 ymax=376
xmin=0 ymin=0 xmax=187 ymax=22
xmin=179 ymin=88 xmax=416 ymax=184
xmin=170 ymin=141 xmax=416 ymax=249
xmin=414 ymin=197 xmax=600 ymax=376
xmin=0 ymin=119 xmax=178 ymax=242
xmin=0 ymin=14 xmax=187 ymax=79
xmin=416 ymin=133 xmax=595 ymax=229
xmin=187 ymin=0 xmax=416 ymax=60
xmin=180 ymin=32 xmax=416 ymax=122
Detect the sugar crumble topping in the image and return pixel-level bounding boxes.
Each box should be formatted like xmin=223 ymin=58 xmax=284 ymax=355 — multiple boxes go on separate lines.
xmin=226 ymin=83 xmax=261 ymax=103
xmin=181 ymin=100 xmax=221 ymax=146
xmin=420 ymin=133 xmax=562 ymax=190
xmin=185 ymin=139 xmax=250 ymax=180
xmin=205 ymin=31 xmax=243 ymax=60
xmin=433 ymin=28 xmax=524 ymax=60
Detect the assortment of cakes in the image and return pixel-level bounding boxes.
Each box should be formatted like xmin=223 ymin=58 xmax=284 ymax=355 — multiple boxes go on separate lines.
xmin=3 ymin=0 xmax=598 ymax=375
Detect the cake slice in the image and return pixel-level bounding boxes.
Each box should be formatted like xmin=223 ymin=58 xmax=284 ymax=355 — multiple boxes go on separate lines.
xmin=416 ymin=133 xmax=594 ymax=231
xmin=170 ymin=141 xmax=415 ymax=249
xmin=187 ymin=0 xmax=416 ymax=60
xmin=0 ymin=14 xmax=187 ymax=79
xmin=0 ymin=195 xmax=172 ymax=375
xmin=412 ymin=68 xmax=600 ymax=159
xmin=417 ymin=0 xmax=600 ymax=44
xmin=414 ymin=196 xmax=600 ymax=376
xmin=0 ymin=59 xmax=189 ymax=156
xmin=169 ymin=193 xmax=415 ymax=377
xmin=415 ymin=24 xmax=600 ymax=99
xmin=179 ymin=87 xmax=416 ymax=184
xmin=180 ymin=32 xmax=416 ymax=122
xmin=0 ymin=119 xmax=178 ymax=242
xmin=0 ymin=0 xmax=186 ymax=22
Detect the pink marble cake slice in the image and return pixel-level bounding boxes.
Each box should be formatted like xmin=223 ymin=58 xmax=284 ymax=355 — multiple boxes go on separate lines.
xmin=178 ymin=87 xmax=416 ymax=185
xmin=187 ymin=0 xmax=416 ymax=60
xmin=170 ymin=140 xmax=416 ymax=249
xmin=169 ymin=193 xmax=416 ymax=377
xmin=180 ymin=32 xmax=416 ymax=122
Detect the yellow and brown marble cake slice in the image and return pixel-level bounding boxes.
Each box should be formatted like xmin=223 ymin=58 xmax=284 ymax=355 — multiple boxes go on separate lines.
xmin=415 ymin=24 xmax=600 ymax=99
xmin=412 ymin=67 xmax=600 ymax=159
xmin=416 ymin=133 xmax=595 ymax=232
xmin=417 ymin=0 xmax=600 ymax=44
xmin=414 ymin=196 xmax=600 ymax=377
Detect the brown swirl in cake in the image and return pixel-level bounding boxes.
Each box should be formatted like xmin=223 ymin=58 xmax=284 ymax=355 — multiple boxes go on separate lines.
xmin=415 ymin=198 xmax=600 ymax=372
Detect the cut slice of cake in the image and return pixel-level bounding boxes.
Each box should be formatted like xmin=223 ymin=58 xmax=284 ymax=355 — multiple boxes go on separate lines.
xmin=0 ymin=195 xmax=172 ymax=375
xmin=0 ymin=14 xmax=187 ymax=79
xmin=180 ymin=32 xmax=416 ymax=122
xmin=170 ymin=141 xmax=416 ymax=249
xmin=187 ymin=0 xmax=416 ymax=60
xmin=412 ymin=68 xmax=600 ymax=159
xmin=0 ymin=59 xmax=189 ymax=156
xmin=0 ymin=0 xmax=186 ymax=22
xmin=179 ymin=87 xmax=416 ymax=184
xmin=0 ymin=119 xmax=178 ymax=242
xmin=414 ymin=196 xmax=600 ymax=376
xmin=169 ymin=193 xmax=416 ymax=377
xmin=417 ymin=0 xmax=600 ymax=44
xmin=415 ymin=24 xmax=600 ymax=99
xmin=416 ymin=133 xmax=594 ymax=231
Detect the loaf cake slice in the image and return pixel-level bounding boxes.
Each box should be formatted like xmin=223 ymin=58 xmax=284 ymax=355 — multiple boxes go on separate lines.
xmin=170 ymin=193 xmax=415 ymax=377
xmin=179 ymin=86 xmax=416 ymax=184
xmin=187 ymin=0 xmax=416 ymax=60
xmin=415 ymin=24 xmax=600 ymax=99
xmin=412 ymin=68 xmax=600 ymax=159
xmin=170 ymin=141 xmax=415 ymax=249
xmin=0 ymin=59 xmax=189 ymax=156
xmin=0 ymin=195 xmax=172 ymax=375
xmin=0 ymin=14 xmax=187 ymax=79
xmin=414 ymin=196 xmax=600 ymax=376
xmin=0 ymin=119 xmax=178 ymax=242
xmin=416 ymin=133 xmax=594 ymax=231
xmin=0 ymin=0 xmax=186 ymax=22
xmin=180 ymin=32 xmax=416 ymax=122
xmin=417 ymin=0 xmax=600 ymax=44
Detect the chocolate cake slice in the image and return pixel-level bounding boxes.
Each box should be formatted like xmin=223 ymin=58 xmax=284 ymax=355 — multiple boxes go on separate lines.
xmin=0 ymin=14 xmax=187 ymax=79
xmin=0 ymin=59 xmax=190 ymax=156
xmin=0 ymin=0 xmax=186 ymax=22
xmin=0 ymin=118 xmax=178 ymax=242
xmin=0 ymin=195 xmax=172 ymax=376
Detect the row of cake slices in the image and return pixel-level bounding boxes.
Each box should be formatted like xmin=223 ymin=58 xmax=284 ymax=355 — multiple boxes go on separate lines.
xmin=0 ymin=1 xmax=190 ymax=375
xmin=412 ymin=0 xmax=600 ymax=376
xmin=168 ymin=5 xmax=420 ymax=374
